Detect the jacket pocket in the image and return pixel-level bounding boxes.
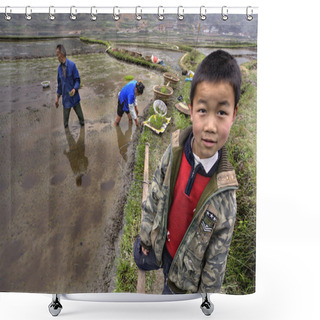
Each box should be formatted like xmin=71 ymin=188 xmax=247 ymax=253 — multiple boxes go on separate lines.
xmin=181 ymin=249 xmax=203 ymax=291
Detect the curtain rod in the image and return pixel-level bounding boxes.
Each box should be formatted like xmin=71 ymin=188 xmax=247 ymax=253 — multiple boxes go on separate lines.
xmin=1 ymin=6 xmax=258 ymax=22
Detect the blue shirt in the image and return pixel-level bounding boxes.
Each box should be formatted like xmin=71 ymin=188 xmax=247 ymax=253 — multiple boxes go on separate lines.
xmin=119 ymin=80 xmax=137 ymax=112
xmin=57 ymin=58 xmax=81 ymax=109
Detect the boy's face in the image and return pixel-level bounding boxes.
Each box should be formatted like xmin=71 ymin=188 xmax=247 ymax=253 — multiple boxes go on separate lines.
xmin=190 ymin=81 xmax=238 ymax=159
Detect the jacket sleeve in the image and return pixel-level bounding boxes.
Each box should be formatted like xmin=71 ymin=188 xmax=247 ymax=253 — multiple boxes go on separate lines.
xmin=72 ymin=63 xmax=81 ymax=91
xmin=198 ymin=190 xmax=237 ymax=293
xmin=57 ymin=67 xmax=62 ymax=96
xmin=139 ymin=144 xmax=171 ymax=250
xmin=128 ymin=103 xmax=137 ymax=120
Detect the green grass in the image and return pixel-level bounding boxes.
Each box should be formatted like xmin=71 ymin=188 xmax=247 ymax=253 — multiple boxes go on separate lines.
xmin=223 ymin=60 xmax=257 ymax=294
xmin=181 ymin=49 xmax=206 ymax=72
xmin=124 ymin=75 xmax=134 ymax=81
xmin=79 ymin=37 xmax=111 ymax=48
xmin=109 ymin=50 xmax=168 ymax=72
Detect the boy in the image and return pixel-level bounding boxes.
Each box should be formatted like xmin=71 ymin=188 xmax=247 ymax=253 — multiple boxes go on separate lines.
xmin=134 ymin=50 xmax=241 ymax=294
xmin=55 ymin=44 xmax=85 ymax=128
xmin=114 ymin=80 xmax=145 ymax=127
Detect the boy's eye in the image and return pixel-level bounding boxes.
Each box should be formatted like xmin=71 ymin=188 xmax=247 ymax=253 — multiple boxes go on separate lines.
xmin=218 ymin=110 xmax=227 ymax=116
xmin=198 ymin=108 xmax=206 ymax=114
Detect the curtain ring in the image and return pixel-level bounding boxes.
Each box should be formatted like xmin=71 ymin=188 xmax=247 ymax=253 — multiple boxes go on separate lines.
xmin=49 ymin=6 xmax=55 ymax=21
xmin=135 ymin=6 xmax=142 ymax=21
xmin=70 ymin=6 xmax=77 ymax=21
xmin=200 ymin=6 xmax=207 ymax=21
xmin=221 ymin=6 xmax=228 ymax=21
xmin=177 ymin=6 xmax=184 ymax=21
xmin=5 ymin=6 xmax=12 ymax=21
xmin=158 ymin=6 xmax=164 ymax=21
xmin=90 ymin=6 xmax=97 ymax=21
xmin=113 ymin=6 xmax=120 ymax=21
xmin=25 ymin=6 xmax=32 ymax=20
xmin=246 ymin=6 xmax=253 ymax=21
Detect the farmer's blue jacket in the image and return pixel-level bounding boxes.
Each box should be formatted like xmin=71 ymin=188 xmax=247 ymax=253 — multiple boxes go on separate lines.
xmin=119 ymin=80 xmax=137 ymax=113
xmin=57 ymin=58 xmax=81 ymax=109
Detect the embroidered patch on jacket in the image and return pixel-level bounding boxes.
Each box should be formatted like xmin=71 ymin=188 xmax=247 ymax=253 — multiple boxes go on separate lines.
xmin=201 ymin=210 xmax=217 ymax=232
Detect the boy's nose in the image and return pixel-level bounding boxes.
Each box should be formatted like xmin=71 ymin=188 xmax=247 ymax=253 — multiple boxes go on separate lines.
xmin=204 ymin=116 xmax=217 ymax=133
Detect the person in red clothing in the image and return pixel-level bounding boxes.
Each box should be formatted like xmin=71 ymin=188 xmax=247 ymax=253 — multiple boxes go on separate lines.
xmin=134 ymin=50 xmax=241 ymax=294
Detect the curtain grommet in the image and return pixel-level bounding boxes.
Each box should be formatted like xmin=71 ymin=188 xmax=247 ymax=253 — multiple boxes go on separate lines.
xmin=177 ymin=6 xmax=184 ymax=21
xmin=200 ymin=6 xmax=207 ymax=21
xmin=25 ymin=6 xmax=32 ymax=20
xmin=246 ymin=6 xmax=254 ymax=21
xmin=158 ymin=6 xmax=164 ymax=21
xmin=5 ymin=6 xmax=12 ymax=21
xmin=113 ymin=6 xmax=120 ymax=21
xmin=136 ymin=6 xmax=142 ymax=21
xmin=70 ymin=6 xmax=77 ymax=21
xmin=90 ymin=6 xmax=97 ymax=21
xmin=221 ymin=6 xmax=228 ymax=21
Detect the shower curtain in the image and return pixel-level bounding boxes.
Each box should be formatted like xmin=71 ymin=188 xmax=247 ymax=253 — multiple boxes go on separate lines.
xmin=0 ymin=9 xmax=258 ymax=295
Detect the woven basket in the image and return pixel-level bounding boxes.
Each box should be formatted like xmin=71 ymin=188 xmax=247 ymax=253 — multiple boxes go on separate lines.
xmin=163 ymin=72 xmax=179 ymax=89
xmin=153 ymin=85 xmax=173 ymax=105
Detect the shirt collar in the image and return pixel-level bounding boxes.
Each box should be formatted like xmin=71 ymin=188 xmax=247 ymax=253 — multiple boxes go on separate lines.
xmin=183 ymin=131 xmax=221 ymax=177
xmin=192 ymin=137 xmax=219 ymax=174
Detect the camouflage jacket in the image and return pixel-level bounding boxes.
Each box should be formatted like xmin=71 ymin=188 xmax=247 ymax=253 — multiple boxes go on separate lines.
xmin=140 ymin=127 xmax=238 ymax=293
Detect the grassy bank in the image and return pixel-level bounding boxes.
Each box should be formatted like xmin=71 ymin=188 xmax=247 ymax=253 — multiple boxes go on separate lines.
xmin=196 ymin=41 xmax=257 ymax=49
xmin=80 ymin=37 xmax=111 ymax=48
xmin=114 ymin=50 xmax=256 ymax=295
xmin=179 ymin=49 xmax=206 ymax=72
xmin=223 ymin=60 xmax=257 ymax=294
xmin=80 ymin=37 xmax=170 ymax=73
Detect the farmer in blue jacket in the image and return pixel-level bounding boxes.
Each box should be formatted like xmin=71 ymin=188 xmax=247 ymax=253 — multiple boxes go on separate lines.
xmin=55 ymin=44 xmax=85 ymax=128
xmin=114 ymin=80 xmax=145 ymax=127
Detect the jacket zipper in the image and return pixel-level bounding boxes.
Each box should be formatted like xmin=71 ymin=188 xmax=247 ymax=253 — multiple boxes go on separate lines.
xmin=185 ymin=164 xmax=198 ymax=196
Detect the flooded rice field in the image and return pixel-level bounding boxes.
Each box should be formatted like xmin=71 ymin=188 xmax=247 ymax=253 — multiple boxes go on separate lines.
xmin=0 ymin=38 xmax=106 ymax=60
xmin=0 ymin=40 xmax=163 ymax=293
xmin=198 ymin=47 xmax=257 ymax=65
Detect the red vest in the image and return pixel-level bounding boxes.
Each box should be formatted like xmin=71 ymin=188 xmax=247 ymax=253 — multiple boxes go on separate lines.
xmin=166 ymin=152 xmax=210 ymax=258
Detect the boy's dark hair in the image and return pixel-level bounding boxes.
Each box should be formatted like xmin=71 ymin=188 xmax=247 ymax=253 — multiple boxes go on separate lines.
xmin=136 ymin=81 xmax=145 ymax=94
xmin=190 ymin=50 xmax=241 ymax=109
xmin=56 ymin=44 xmax=67 ymax=57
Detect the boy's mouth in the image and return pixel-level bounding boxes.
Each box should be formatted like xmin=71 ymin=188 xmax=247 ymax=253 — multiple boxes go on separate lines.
xmin=202 ymin=138 xmax=217 ymax=147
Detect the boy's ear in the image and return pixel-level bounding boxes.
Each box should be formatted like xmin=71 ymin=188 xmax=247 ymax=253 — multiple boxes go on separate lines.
xmin=189 ymin=104 xmax=193 ymax=122
xmin=232 ymin=104 xmax=239 ymax=123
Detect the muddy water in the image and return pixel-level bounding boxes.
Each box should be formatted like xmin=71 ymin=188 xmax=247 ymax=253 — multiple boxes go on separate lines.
xmin=0 ymin=38 xmax=106 ymax=60
xmin=0 ymin=47 xmax=163 ymax=292
xmin=198 ymin=47 xmax=257 ymax=65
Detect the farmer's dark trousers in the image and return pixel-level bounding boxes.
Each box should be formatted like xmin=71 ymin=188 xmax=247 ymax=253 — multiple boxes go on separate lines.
xmin=63 ymin=103 xmax=84 ymax=128
xmin=133 ymin=236 xmax=173 ymax=295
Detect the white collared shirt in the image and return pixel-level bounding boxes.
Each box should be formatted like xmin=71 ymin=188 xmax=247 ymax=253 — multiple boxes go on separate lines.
xmin=192 ymin=138 xmax=219 ymax=174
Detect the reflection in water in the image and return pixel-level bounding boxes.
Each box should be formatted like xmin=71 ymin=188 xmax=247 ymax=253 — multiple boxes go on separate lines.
xmin=64 ymin=127 xmax=89 ymax=186
xmin=116 ymin=124 xmax=133 ymax=162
